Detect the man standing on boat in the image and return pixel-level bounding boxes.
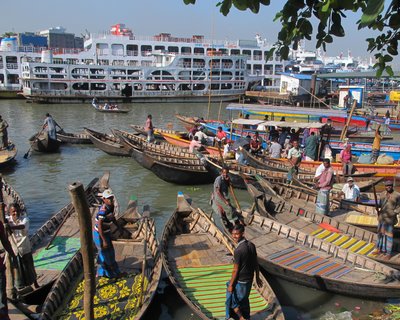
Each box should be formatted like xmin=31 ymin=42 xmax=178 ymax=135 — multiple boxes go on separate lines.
xmin=211 ymin=167 xmax=239 ymax=231
xmin=371 ymin=124 xmax=382 ymax=163
xmin=226 ymin=224 xmax=262 ymax=320
xmin=43 ymin=113 xmax=62 ymax=140
xmin=373 ymin=180 xmax=400 ymax=259
xmin=287 ymin=140 xmax=302 ymax=183
xmin=304 ymin=131 xmax=318 ymax=161
xmin=0 ymin=116 xmax=8 ymax=150
xmin=93 ymin=189 xmax=123 ymax=278
xmin=145 ymin=114 xmax=154 ymax=143
xmin=315 ymin=158 xmax=334 ymax=215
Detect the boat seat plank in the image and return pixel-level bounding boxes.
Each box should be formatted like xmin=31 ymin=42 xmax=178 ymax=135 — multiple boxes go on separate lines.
xmin=268 ymin=247 xmax=352 ymax=279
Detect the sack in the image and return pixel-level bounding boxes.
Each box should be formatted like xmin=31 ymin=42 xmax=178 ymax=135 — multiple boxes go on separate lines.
xmin=357 ymin=153 xmax=373 ymax=164
xmin=376 ymin=153 xmax=394 ymax=165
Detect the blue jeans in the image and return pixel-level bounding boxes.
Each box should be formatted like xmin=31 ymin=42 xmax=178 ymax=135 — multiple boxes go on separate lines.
xmin=225 ymin=280 xmax=252 ymax=319
xmin=93 ymin=230 xmax=120 ymax=278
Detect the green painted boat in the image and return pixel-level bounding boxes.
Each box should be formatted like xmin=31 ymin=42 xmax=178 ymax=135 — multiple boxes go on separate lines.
xmin=161 ymin=192 xmax=285 ymax=320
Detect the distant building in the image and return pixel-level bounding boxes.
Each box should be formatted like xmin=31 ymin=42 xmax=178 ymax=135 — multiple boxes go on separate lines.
xmin=17 ymin=32 xmax=47 ymax=48
xmin=39 ymin=27 xmax=83 ymax=50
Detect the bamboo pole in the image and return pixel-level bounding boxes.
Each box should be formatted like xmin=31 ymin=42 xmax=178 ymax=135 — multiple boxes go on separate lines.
xmin=340 ymin=100 xmax=358 ymax=141
xmin=69 ymin=182 xmax=95 ymax=320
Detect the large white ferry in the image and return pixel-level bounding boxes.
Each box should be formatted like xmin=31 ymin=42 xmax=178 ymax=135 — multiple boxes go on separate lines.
xmin=0 ymin=23 xmax=286 ymax=102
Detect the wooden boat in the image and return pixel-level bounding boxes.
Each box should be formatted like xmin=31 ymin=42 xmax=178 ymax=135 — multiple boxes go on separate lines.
xmin=56 ymin=130 xmax=92 ymax=144
xmin=243 ymin=176 xmax=400 ymax=269
xmin=1 ymin=176 xmax=26 ymax=216
xmin=112 ymin=128 xmax=199 ymax=159
xmin=203 ymin=156 xmax=382 ymax=191
xmin=14 ymin=172 xmax=117 ymax=316
xmin=0 ymin=142 xmax=17 ymax=167
xmin=91 ymin=101 xmax=129 ymax=113
xmin=218 ymin=208 xmax=400 ymax=298
xmin=41 ymin=196 xmax=162 ymax=320
xmin=127 ymin=143 xmax=213 ymax=185
xmin=161 ymin=192 xmax=285 ymax=319
xmin=29 ymin=132 xmax=61 ymax=153
xmin=246 ymin=151 xmax=377 ymax=178
xmin=84 ymin=127 xmax=130 ymax=156
xmin=269 ymin=158 xmax=400 ymax=177
xmin=175 ymin=114 xmax=220 ymax=135
xmin=330 ymin=139 xmax=400 ymax=160
xmin=130 ymin=124 xmax=188 ymax=140
xmin=161 ymin=132 xmax=220 ymax=156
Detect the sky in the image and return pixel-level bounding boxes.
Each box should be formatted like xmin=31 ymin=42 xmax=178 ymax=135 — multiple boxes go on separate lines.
xmin=1 ymin=0 xmax=396 ymax=65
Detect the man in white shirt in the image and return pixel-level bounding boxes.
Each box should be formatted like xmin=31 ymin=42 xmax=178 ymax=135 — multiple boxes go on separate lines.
xmin=336 ymin=177 xmax=360 ymax=202
xmin=189 ymin=136 xmax=202 ymax=153
xmin=287 ymin=140 xmax=302 ymax=182
xmin=269 ymin=137 xmax=282 ymax=158
xmin=194 ymin=127 xmax=209 ymax=145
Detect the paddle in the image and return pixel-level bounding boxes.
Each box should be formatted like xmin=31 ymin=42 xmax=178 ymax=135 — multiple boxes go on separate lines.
xmin=373 ymin=185 xmax=380 ymax=216
xmin=24 ymin=127 xmax=45 ymax=159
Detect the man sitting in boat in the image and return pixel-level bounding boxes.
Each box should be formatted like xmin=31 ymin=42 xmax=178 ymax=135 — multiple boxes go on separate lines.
xmin=189 ymin=136 xmax=202 ymax=153
xmin=340 ymin=143 xmax=353 ymax=176
xmin=335 ymin=177 xmax=360 ymax=202
xmin=249 ymin=131 xmax=263 ymax=155
xmin=43 ymin=113 xmax=62 ymax=140
xmin=0 ymin=115 xmax=9 ymax=150
xmin=103 ymin=103 xmax=110 ymax=110
xmin=215 ymin=126 xmax=227 ymax=147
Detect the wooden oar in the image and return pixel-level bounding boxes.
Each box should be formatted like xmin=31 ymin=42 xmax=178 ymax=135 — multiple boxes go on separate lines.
xmin=373 ymin=185 xmax=380 ymax=216
xmin=137 ymin=213 xmax=149 ymax=308
xmin=24 ymin=127 xmax=45 ymax=159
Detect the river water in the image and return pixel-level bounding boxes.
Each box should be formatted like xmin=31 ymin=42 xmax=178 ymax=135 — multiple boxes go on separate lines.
xmin=0 ymin=99 xmax=391 ymax=319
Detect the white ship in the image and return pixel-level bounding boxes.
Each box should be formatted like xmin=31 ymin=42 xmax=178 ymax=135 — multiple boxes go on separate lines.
xmin=1 ymin=23 xmax=285 ymax=101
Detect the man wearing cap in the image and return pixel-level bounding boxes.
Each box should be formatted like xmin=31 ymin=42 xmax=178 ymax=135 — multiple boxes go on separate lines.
xmin=93 ymin=189 xmax=122 ymax=278
xmin=373 ymin=180 xmax=400 ymax=258
xmin=336 ymin=177 xmax=360 ymax=202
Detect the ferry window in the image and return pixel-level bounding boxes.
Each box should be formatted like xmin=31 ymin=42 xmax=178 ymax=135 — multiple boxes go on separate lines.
xmin=111 ymin=44 xmax=124 ymax=56
xmin=96 ymin=43 xmax=108 ymax=55
xmin=193 ymin=83 xmax=205 ymax=90
xmin=90 ymin=83 xmax=106 ymax=90
xmin=6 ymin=56 xmax=17 ymax=64
xmin=219 ymin=49 xmax=228 ymax=54
xmin=222 ymin=59 xmax=233 ymax=68
xmin=231 ymin=49 xmax=240 ymax=55
xmin=141 ymin=45 xmax=152 ymax=56
xmin=211 ymin=83 xmax=220 ymax=90
xmin=254 ymin=50 xmax=262 ymax=60
xmin=242 ymin=50 xmax=251 ymax=57
xmin=72 ymin=82 xmax=89 ymax=90
xmin=192 ymin=71 xmax=206 ymax=80
xmin=178 ymin=71 xmax=192 ymax=80
xmin=194 ymin=47 xmax=204 ymax=55
xmin=126 ymin=44 xmax=138 ymax=56
xmin=193 ymin=59 xmax=205 ymax=68
xmin=181 ymin=47 xmax=191 ymax=54
xmin=168 ymin=46 xmax=179 ymax=53
xmin=178 ymin=84 xmax=192 ymax=91
xmin=155 ymin=45 xmax=165 ymax=51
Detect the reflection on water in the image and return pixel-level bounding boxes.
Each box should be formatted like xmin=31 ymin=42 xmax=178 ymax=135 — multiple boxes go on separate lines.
xmin=0 ymin=100 xmax=392 ymax=319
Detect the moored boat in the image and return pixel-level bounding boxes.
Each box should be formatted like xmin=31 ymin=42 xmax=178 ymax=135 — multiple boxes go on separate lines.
xmin=161 ymin=192 xmax=285 ymax=319
xmin=244 ymin=176 xmax=400 ymax=269
xmin=218 ymin=209 xmax=400 ymax=298
xmin=14 ymin=172 xmax=116 ymax=316
xmin=56 ymin=130 xmax=92 ymax=144
xmin=84 ymin=127 xmax=130 ymax=156
xmin=42 ymin=196 xmax=161 ymax=320
xmin=130 ymin=124 xmax=187 ymax=140
xmin=29 ymin=132 xmax=61 ymax=153
xmin=0 ymin=142 xmax=17 ymax=167
xmin=161 ymin=132 xmax=220 ymax=156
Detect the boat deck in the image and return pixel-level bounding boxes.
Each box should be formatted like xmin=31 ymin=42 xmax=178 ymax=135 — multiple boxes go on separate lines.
xmin=168 ymin=232 xmax=271 ymax=320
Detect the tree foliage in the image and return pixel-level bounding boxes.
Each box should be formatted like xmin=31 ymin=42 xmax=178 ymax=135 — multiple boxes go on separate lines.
xmin=183 ymin=0 xmax=398 ymax=76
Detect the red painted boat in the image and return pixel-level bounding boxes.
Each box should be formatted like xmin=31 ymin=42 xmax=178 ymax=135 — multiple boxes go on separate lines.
xmin=161 ymin=132 xmax=221 ymax=156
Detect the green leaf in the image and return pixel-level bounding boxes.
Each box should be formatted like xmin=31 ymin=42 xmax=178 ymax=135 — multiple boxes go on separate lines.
xmin=260 ymin=0 xmax=270 ymax=4
xmin=265 ymin=48 xmax=276 ymax=61
xmin=385 ymin=65 xmax=394 ymax=76
xmin=330 ymin=23 xmax=345 ymax=37
xmin=280 ymin=45 xmax=290 ymax=59
xmin=183 ymin=0 xmax=196 ymax=4
xmin=220 ymin=0 xmax=233 ymax=15
xmin=321 ymin=0 xmax=331 ymax=13
xmin=232 ymin=0 xmax=248 ymax=11
xmin=360 ymin=0 xmax=385 ymax=27
xmin=383 ymin=54 xmax=393 ymax=62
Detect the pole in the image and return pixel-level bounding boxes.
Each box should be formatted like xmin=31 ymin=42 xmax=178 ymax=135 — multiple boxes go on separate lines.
xmin=340 ymin=99 xmax=357 ymax=141
xmin=68 ymin=182 xmax=95 ymax=320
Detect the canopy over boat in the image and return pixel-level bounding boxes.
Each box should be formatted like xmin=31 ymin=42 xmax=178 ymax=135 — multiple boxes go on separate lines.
xmin=227 ymin=103 xmax=348 ymax=118
xmin=231 ymin=118 xmax=327 ymax=129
